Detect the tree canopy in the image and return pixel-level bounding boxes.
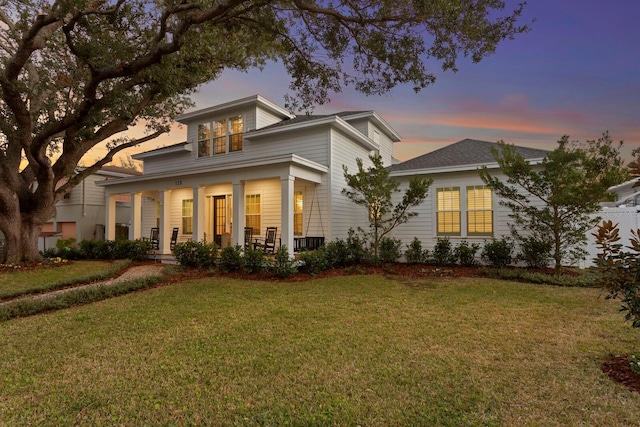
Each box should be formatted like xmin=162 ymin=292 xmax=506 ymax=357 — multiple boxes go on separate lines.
xmin=0 ymin=0 xmax=529 ymax=263
xmin=479 ymin=132 xmax=628 ymax=275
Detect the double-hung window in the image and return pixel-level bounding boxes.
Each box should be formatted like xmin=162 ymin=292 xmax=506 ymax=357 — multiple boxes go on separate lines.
xmin=245 ymin=194 xmax=261 ymax=234
xmin=436 ymin=187 xmax=461 ymax=236
xmin=467 ymin=185 xmax=493 ymax=235
xmin=229 ymin=116 xmax=243 ymax=152
xmin=436 ymin=185 xmax=493 ymax=237
xmin=182 ymin=199 xmax=193 ymax=234
xmin=212 ymin=119 xmax=226 ymax=154
xmin=197 ymin=123 xmax=211 ymax=157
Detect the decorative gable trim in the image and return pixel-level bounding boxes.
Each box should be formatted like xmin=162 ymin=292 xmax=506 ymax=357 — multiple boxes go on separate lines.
xmin=175 ymin=94 xmax=294 ymax=124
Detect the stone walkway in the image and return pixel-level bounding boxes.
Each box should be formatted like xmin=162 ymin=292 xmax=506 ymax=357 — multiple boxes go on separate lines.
xmin=0 ymin=264 xmax=166 ymax=307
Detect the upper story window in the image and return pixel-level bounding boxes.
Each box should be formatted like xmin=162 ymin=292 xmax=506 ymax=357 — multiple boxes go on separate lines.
xmin=197 ymin=115 xmax=243 ymax=158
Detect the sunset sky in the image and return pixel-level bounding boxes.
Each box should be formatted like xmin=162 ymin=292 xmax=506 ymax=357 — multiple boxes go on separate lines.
xmin=106 ymin=0 xmax=640 ymax=164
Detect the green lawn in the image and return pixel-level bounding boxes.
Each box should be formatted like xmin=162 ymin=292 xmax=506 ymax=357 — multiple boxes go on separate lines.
xmin=0 ymin=260 xmax=125 ymax=300
xmin=0 ymin=274 xmax=638 ymax=426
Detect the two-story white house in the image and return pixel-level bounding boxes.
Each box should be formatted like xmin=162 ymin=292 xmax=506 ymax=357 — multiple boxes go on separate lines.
xmin=98 ymin=95 xmax=399 ymax=256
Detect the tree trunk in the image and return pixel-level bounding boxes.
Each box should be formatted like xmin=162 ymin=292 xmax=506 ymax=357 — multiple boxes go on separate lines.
xmin=0 ymin=194 xmax=54 ymax=264
xmin=1 ymin=222 xmax=43 ymax=264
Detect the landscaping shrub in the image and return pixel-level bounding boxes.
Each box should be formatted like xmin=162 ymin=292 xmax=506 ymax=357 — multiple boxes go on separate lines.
xmin=324 ymin=238 xmax=351 ymax=268
xmin=481 ymin=237 xmax=514 ymax=268
xmin=378 ymin=237 xmax=402 ymax=265
xmin=242 ymin=247 xmax=265 ymax=274
xmin=299 ymin=247 xmax=329 ymax=275
xmin=41 ymin=247 xmax=59 ymax=258
xmin=432 ymin=237 xmax=456 ymax=266
xmin=112 ymin=239 xmax=153 ymax=261
xmin=75 ymin=239 xmax=151 ymax=261
xmin=405 ymin=237 xmax=428 ymax=264
xmin=0 ymin=274 xmax=162 ymax=322
xmin=41 ymin=238 xmax=83 ymax=259
xmin=268 ymin=245 xmax=297 ymax=278
xmin=517 ymin=235 xmax=553 ymax=269
xmin=219 ymin=245 xmax=244 ymax=272
xmin=173 ymin=240 xmax=218 ymax=269
xmin=454 ymin=240 xmax=480 ymax=267
xmin=346 ymin=228 xmax=368 ymax=265
xmin=78 ymin=239 xmax=115 ymax=259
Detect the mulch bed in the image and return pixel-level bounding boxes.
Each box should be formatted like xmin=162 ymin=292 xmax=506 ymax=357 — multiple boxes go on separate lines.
xmin=602 ymin=355 xmax=640 ymax=394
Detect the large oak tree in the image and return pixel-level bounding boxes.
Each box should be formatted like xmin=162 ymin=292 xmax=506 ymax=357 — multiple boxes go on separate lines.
xmin=0 ymin=0 xmax=529 ymax=263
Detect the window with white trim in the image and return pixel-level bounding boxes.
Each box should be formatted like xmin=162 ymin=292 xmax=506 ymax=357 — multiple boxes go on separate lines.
xmin=197 ymin=123 xmax=211 ymax=157
xmin=467 ymin=185 xmax=493 ymax=236
xmin=182 ymin=199 xmax=193 ymax=234
xmin=436 ymin=187 xmax=461 ymax=236
xmin=294 ymin=191 xmax=303 ymax=236
xmin=197 ymin=115 xmax=243 ymax=157
xmin=245 ymin=194 xmax=261 ymax=234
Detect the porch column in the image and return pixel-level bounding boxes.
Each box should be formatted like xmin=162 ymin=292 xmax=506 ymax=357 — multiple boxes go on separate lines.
xmin=129 ymin=192 xmax=142 ymax=240
xmin=159 ymin=189 xmax=172 ymax=254
xmin=281 ymin=175 xmax=295 ymax=257
xmin=105 ymin=193 xmax=116 ymax=240
xmin=193 ymin=185 xmax=205 ymax=242
xmin=232 ymin=180 xmax=245 ymax=249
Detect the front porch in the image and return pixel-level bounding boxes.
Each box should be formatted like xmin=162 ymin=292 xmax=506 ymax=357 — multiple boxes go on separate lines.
xmin=101 ymin=155 xmax=329 ymax=257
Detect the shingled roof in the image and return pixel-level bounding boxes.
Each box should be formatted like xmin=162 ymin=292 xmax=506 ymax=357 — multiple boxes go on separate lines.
xmin=389 ymin=138 xmax=549 ymax=172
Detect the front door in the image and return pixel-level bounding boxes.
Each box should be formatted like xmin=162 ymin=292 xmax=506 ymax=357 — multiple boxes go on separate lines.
xmin=213 ymin=195 xmax=226 ymax=246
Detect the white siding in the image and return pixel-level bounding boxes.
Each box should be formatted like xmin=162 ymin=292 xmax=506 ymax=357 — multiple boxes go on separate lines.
xmin=142 ymin=150 xmax=193 ymax=175
xmin=329 ymin=128 xmax=373 ymax=240
xmin=245 ymin=179 xmax=281 ymax=238
xmin=245 ymin=127 xmax=329 ymax=166
xmin=256 ymin=105 xmax=287 ymax=130
xmin=390 ymin=168 xmax=547 ymax=257
xmin=141 ymin=197 xmax=158 ymax=239
xmin=294 ymin=180 xmax=327 ymax=238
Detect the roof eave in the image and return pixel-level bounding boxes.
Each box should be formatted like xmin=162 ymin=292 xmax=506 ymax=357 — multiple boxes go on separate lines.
xmin=132 ymin=142 xmax=192 ymax=160
xmin=176 ymin=94 xmax=294 ymax=123
xmin=389 ymin=157 xmax=546 ymax=177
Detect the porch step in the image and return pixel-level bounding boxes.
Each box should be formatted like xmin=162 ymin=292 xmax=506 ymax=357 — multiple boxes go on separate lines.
xmin=148 ymin=252 xmax=179 ymax=265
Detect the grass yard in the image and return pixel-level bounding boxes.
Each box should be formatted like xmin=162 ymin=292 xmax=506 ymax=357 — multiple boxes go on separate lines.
xmin=0 ymin=274 xmax=638 ymax=426
xmin=0 ymin=260 xmax=122 ymax=299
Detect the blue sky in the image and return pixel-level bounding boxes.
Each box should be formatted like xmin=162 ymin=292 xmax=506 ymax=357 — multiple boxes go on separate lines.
xmin=119 ymin=1 xmax=640 ymax=163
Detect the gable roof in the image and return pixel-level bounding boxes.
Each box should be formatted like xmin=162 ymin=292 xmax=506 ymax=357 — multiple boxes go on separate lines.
xmin=175 ymin=94 xmax=294 ymax=123
xmin=388 ymin=138 xmax=549 ymax=174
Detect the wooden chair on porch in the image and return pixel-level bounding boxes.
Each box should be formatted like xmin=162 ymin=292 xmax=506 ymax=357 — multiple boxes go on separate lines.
xmin=169 ymin=227 xmax=179 ymax=251
xmin=244 ymin=227 xmax=253 ymax=249
xmin=150 ymin=227 xmax=159 ymax=250
xmin=254 ymin=227 xmax=278 ymax=254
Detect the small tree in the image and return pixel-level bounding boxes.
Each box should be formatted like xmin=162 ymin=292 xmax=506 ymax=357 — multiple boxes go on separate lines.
xmin=342 ymin=154 xmax=431 ymax=264
xmin=479 ymin=133 xmax=628 ymax=276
